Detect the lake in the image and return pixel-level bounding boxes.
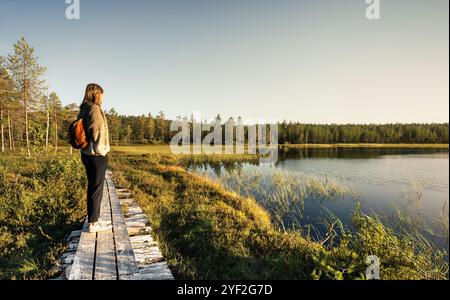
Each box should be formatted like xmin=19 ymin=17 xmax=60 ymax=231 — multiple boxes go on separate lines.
xmin=190 ymin=147 xmax=449 ymax=249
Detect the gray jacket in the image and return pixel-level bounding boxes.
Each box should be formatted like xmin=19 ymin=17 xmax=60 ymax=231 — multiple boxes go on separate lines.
xmin=78 ymin=102 xmax=110 ymax=156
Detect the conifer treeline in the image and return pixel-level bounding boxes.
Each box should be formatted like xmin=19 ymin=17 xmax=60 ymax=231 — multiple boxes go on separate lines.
xmin=103 ymin=113 xmax=449 ymax=145
xmin=1 ymin=38 xmax=448 ymax=156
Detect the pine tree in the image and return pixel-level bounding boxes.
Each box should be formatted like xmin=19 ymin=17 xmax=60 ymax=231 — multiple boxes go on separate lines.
xmin=145 ymin=113 xmax=155 ymax=143
xmin=0 ymin=66 xmax=12 ymax=152
xmin=6 ymin=38 xmax=46 ymax=157
xmin=48 ymin=92 xmax=62 ymax=152
xmin=105 ymin=108 xmax=118 ymax=144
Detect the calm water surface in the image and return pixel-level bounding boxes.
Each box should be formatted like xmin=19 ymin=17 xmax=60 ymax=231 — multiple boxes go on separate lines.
xmin=191 ymin=148 xmax=449 ymax=247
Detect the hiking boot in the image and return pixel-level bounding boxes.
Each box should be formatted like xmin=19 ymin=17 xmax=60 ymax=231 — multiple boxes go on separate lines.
xmin=88 ymin=222 xmax=112 ymax=233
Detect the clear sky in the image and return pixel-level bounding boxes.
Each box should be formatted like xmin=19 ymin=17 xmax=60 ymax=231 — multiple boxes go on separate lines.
xmin=0 ymin=0 xmax=448 ymax=123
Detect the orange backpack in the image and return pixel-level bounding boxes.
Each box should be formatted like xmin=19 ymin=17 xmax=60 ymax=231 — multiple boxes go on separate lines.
xmin=68 ymin=118 xmax=88 ymax=149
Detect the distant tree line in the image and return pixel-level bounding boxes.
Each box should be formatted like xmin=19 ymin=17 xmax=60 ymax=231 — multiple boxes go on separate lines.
xmin=105 ymin=109 xmax=172 ymax=145
xmin=104 ymin=113 xmax=449 ymax=145
xmin=277 ymin=122 xmax=449 ymax=144
xmin=1 ymin=38 xmax=448 ymax=158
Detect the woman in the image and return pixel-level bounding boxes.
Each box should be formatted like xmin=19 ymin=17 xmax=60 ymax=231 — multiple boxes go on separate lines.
xmin=78 ymin=83 xmax=112 ymax=233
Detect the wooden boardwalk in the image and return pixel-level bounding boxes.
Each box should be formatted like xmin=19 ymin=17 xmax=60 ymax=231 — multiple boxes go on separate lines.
xmin=67 ymin=172 xmax=142 ymax=280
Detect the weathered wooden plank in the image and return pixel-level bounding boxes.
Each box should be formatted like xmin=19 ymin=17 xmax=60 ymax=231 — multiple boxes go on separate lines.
xmin=67 ymin=230 xmax=82 ymax=241
xmin=125 ymin=211 xmax=149 ymax=231
xmin=66 ymin=241 xmax=79 ymax=252
xmin=93 ymin=186 xmax=117 ymax=280
xmin=139 ymin=262 xmax=174 ymax=280
xmin=130 ymin=234 xmax=155 ymax=245
xmin=118 ymin=198 xmax=136 ymax=205
xmin=61 ymin=252 xmax=76 ymax=264
xmin=124 ymin=203 xmax=144 ymax=216
xmin=134 ymin=246 xmax=164 ymax=264
xmin=69 ymin=170 xmax=173 ymax=280
xmin=127 ymin=226 xmax=152 ymax=236
xmin=106 ymin=174 xmax=141 ymax=279
xmin=126 ymin=213 xmax=148 ymax=223
xmin=119 ymin=273 xmax=142 ymax=280
xmin=94 ymin=230 xmax=116 ymax=280
xmin=67 ymin=218 xmax=96 ymax=280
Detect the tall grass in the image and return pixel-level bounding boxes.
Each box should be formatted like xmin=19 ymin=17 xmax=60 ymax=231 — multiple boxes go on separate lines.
xmin=109 ymin=153 xmax=449 ymax=280
xmin=195 ymin=165 xmax=449 ymax=265
xmin=192 ymin=168 xmax=357 ymax=232
xmin=383 ymin=181 xmax=449 ymax=256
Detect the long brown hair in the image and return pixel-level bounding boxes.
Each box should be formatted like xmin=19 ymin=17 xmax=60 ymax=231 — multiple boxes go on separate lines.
xmin=82 ymin=83 xmax=103 ymax=105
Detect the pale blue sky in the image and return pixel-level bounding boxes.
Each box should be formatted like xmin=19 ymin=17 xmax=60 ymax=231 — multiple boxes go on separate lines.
xmin=0 ymin=0 xmax=448 ymax=123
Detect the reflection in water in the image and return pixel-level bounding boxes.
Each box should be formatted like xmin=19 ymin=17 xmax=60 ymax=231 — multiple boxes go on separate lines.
xmin=188 ymin=147 xmax=449 ymax=250
xmin=278 ymin=146 xmax=449 ymax=160
xmin=194 ymin=168 xmax=357 ymax=231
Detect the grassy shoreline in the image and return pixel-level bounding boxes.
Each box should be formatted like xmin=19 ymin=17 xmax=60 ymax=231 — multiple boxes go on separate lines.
xmin=5 ymin=143 xmax=445 ymax=157
xmin=109 ymin=152 xmax=449 ymax=280
xmin=1 ymin=148 xmax=448 ymax=279
xmin=109 ymin=143 xmax=449 ymax=156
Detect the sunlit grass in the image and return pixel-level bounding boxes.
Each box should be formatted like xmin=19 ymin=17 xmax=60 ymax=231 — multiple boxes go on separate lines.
xmin=109 ymin=153 xmax=449 ymax=280
xmin=112 ymin=144 xmax=173 ymax=154
xmin=192 ymin=168 xmax=357 ymax=232
xmin=0 ymin=154 xmax=86 ymax=279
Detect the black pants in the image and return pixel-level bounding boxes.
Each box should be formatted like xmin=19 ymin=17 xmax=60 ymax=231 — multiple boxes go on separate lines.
xmin=81 ymin=153 xmax=108 ymax=223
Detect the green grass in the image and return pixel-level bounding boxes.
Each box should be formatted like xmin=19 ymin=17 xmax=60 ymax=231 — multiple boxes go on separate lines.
xmin=11 ymin=143 xmax=445 ymax=160
xmin=112 ymin=143 xmax=450 ymax=156
xmin=0 ymin=153 xmax=86 ymax=279
xmin=1 ymin=144 xmax=447 ymax=280
xmin=8 ymin=142 xmax=449 ymax=156
xmin=193 ymin=168 xmax=358 ymax=232
xmin=112 ymin=144 xmax=173 ymax=154
xmin=108 ymin=153 xmax=449 ymax=280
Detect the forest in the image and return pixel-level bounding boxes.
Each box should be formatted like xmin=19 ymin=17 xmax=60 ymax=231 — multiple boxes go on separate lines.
xmin=1 ymin=38 xmax=449 ymax=281
xmin=1 ymin=38 xmax=448 ymax=157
